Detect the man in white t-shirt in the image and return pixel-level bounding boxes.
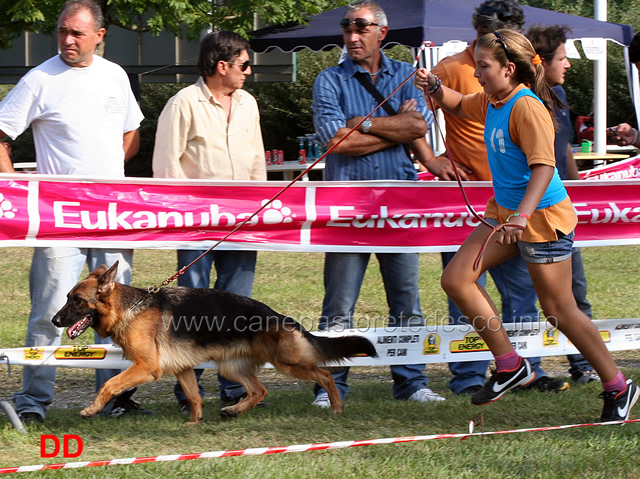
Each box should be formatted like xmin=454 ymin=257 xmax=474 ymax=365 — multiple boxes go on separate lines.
xmin=0 ymin=0 xmax=146 ymax=424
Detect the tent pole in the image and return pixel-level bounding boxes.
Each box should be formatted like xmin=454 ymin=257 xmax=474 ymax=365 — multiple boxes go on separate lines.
xmin=593 ymin=0 xmax=608 ymax=157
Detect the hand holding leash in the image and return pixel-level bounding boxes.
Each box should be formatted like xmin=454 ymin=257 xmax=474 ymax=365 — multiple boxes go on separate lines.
xmin=493 ymin=222 xmax=525 ymax=245
xmin=414 ymin=68 xmax=441 ymax=95
xmin=474 ymin=222 xmax=525 ymax=270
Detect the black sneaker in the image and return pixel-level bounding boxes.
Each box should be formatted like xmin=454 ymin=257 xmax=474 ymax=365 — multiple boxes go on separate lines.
xmin=177 ymin=399 xmax=191 ymax=414
xmin=599 ymin=379 xmax=640 ymax=423
xmin=19 ymin=412 xmax=44 ymax=425
xmin=457 ymin=385 xmax=483 ymax=396
xmin=101 ymin=388 xmax=153 ymax=418
xmin=220 ymin=392 xmax=247 ymax=409
xmin=219 ymin=392 xmax=269 ymax=409
xmin=520 ymin=375 xmax=571 ymax=393
xmin=472 ymin=357 xmax=536 ymax=405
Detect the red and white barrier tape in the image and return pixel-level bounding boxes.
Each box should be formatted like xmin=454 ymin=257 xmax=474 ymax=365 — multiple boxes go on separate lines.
xmin=1 ymin=419 xmax=637 ymax=474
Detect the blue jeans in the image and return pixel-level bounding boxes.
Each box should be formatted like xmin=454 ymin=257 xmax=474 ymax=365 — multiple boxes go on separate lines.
xmin=173 ymin=249 xmax=257 ymax=403
xmin=517 ymin=229 xmax=575 ymax=263
xmin=313 ymin=252 xmax=428 ymax=401
xmin=443 ymin=252 xmax=548 ymax=394
xmin=13 ymin=247 xmax=133 ymax=418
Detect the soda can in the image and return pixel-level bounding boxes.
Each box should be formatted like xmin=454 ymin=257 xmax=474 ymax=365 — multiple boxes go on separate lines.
xmin=272 ymin=149 xmax=278 ymax=165
xmin=278 ymin=150 xmax=284 ymax=164
xmin=265 ymin=150 xmax=272 ymax=165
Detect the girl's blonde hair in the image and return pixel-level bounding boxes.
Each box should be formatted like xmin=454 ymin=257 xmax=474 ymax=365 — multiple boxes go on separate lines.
xmin=476 ymin=29 xmax=562 ymax=119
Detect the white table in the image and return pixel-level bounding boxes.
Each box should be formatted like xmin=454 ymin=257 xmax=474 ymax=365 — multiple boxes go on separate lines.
xmin=13 ymin=162 xmax=37 ymax=172
xmin=266 ymin=160 xmax=325 ymax=181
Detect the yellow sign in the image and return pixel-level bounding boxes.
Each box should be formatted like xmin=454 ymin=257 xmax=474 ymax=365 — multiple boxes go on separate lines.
xmin=450 ymin=332 xmax=489 ymax=353
xmin=423 ymin=334 xmax=441 ymax=355
xmin=568 ymin=330 xmax=611 ymax=346
xmin=23 ymin=348 xmax=44 ymax=360
xmin=54 ymin=346 xmax=107 ymax=360
xmin=542 ymin=328 xmax=560 ymax=348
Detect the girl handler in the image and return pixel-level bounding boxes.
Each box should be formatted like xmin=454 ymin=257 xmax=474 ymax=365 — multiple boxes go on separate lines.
xmin=414 ymin=29 xmax=637 ymax=422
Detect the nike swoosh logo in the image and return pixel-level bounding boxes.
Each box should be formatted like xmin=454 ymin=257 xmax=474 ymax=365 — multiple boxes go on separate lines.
xmin=492 ymin=366 xmax=527 ymax=393
xmin=617 ymin=386 xmax=637 ymax=419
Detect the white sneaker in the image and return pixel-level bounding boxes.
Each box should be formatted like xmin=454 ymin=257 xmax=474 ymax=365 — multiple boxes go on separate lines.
xmin=312 ymin=392 xmax=331 ymax=408
xmin=408 ymin=388 xmax=445 ymax=402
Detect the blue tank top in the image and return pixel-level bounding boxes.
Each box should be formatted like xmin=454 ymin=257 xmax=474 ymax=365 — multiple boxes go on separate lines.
xmin=484 ymin=88 xmax=567 ymax=210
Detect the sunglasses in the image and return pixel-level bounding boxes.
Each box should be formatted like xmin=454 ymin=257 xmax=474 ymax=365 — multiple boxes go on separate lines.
xmin=493 ymin=31 xmax=513 ymax=63
xmin=478 ymin=5 xmax=512 ymax=22
xmin=226 ymin=60 xmax=251 ymax=72
xmin=340 ymin=18 xmax=379 ymax=30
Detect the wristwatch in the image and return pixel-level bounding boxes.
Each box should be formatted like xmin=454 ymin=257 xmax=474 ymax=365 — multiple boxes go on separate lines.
xmin=360 ymin=118 xmax=372 ymax=134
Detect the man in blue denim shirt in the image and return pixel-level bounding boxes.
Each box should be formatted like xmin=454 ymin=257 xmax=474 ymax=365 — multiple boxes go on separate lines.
xmin=310 ymin=0 xmax=446 ymax=407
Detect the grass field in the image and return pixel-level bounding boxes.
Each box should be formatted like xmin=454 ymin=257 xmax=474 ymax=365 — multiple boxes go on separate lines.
xmin=1 ymin=246 xmax=639 ymax=478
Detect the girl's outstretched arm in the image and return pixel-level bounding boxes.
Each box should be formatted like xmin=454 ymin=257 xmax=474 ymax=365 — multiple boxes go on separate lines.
xmin=414 ymin=68 xmax=467 ymax=118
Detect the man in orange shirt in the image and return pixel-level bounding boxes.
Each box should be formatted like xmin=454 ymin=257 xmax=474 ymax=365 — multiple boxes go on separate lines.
xmin=431 ymin=0 xmax=569 ymax=395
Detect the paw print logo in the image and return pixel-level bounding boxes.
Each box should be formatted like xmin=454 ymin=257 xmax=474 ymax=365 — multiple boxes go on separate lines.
xmin=261 ymin=199 xmax=294 ymax=225
xmin=0 ymin=193 xmax=17 ymax=219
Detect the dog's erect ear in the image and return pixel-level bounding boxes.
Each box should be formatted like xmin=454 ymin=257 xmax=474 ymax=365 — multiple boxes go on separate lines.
xmin=97 ymin=261 xmax=119 ymax=296
xmin=88 ymin=264 xmax=108 ymax=279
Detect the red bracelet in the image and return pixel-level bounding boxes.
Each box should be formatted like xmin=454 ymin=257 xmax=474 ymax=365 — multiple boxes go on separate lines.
xmin=506 ymin=212 xmax=530 ymax=222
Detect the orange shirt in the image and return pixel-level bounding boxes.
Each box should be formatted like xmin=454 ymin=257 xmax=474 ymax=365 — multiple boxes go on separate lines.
xmin=485 ymin=196 xmax=577 ymax=242
xmin=461 ymin=85 xmax=577 ymax=241
xmin=432 ymin=42 xmax=492 ymax=181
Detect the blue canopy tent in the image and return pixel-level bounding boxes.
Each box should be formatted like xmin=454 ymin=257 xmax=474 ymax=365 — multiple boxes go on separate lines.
xmin=251 ymin=0 xmax=637 ymax=153
xmin=251 ymin=0 xmax=634 ymax=52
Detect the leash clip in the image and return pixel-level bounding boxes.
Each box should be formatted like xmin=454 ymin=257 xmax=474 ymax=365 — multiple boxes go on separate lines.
xmin=128 ymin=286 xmax=158 ymax=312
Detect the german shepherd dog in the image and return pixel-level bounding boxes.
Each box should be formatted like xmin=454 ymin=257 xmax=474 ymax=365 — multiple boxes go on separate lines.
xmin=51 ymin=262 xmax=377 ymax=424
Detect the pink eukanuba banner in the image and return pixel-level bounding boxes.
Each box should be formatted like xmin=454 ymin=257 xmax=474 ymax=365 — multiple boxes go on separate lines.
xmin=0 ymin=174 xmax=639 ymax=251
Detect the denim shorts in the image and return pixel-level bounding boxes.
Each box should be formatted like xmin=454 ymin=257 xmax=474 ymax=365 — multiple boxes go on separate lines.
xmin=484 ymin=217 xmax=574 ymax=264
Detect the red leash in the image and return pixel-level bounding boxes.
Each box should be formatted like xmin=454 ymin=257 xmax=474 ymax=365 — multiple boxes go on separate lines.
xmin=154 ymin=56 xmax=520 ymax=293
xmin=420 ymin=76 xmax=524 ymax=270
xmin=151 ymin=70 xmax=422 ymax=292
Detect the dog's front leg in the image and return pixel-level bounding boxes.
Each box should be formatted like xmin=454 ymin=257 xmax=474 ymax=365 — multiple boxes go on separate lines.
xmin=81 ymin=362 xmax=161 ymax=419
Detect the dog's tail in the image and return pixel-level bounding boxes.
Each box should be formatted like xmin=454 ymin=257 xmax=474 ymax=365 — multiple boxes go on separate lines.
xmin=303 ymin=330 xmax=378 ymax=362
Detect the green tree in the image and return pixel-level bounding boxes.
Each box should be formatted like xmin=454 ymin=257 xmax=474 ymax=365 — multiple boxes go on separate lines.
xmin=0 ymin=0 xmax=349 ymax=174
xmin=0 ymin=0 xmax=348 ymax=49
xmin=522 ymin=0 xmax=640 ymax=132
xmin=245 ymin=46 xmax=410 ymax=163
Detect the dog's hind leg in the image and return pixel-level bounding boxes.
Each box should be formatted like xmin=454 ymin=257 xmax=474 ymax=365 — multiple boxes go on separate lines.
xmin=176 ymin=368 xmax=203 ymax=425
xmin=275 ymin=362 xmax=344 ymax=414
xmin=217 ymin=361 xmax=268 ymax=418
xmin=80 ymin=361 xmax=161 ymax=419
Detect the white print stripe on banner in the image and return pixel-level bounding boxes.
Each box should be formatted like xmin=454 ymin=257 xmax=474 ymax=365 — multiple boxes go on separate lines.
xmin=2 ymin=174 xmax=640 ymax=251
xmin=2 ymin=319 xmax=638 ymax=370
xmin=300 ymin=184 xmax=317 ymax=246
xmin=25 ymin=180 xmax=40 ymax=241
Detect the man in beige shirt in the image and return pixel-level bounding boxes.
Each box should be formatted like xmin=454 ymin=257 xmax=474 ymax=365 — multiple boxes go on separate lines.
xmin=152 ymin=30 xmax=266 ymax=413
